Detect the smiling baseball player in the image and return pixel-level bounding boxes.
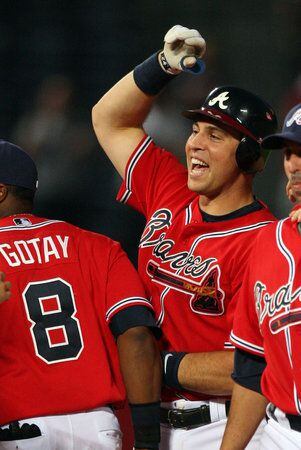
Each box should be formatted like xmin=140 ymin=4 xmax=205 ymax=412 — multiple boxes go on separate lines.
xmin=92 ymin=25 xmax=278 ymax=449
xmin=221 ymin=104 xmax=301 ymax=450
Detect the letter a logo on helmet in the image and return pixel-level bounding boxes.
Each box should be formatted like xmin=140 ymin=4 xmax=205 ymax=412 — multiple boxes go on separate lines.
xmin=182 ymin=86 xmax=278 ymax=174
xmin=208 ymin=91 xmax=229 ymax=110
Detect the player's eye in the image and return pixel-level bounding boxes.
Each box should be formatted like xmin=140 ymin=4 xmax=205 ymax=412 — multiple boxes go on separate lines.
xmin=210 ymin=132 xmax=222 ymax=141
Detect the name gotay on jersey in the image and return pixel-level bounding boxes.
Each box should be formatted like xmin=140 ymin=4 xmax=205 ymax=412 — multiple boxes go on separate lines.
xmin=0 ymin=220 xmax=69 ymax=267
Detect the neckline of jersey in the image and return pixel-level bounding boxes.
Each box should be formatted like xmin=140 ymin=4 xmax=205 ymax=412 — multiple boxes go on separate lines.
xmin=200 ymin=198 xmax=264 ymax=223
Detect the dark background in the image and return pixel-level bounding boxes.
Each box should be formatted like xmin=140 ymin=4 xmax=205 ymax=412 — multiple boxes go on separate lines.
xmin=0 ymin=0 xmax=300 ymax=263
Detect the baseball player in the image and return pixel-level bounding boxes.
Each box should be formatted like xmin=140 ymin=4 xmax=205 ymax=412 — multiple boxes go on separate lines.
xmin=0 ymin=140 xmax=161 ymax=450
xmin=220 ymin=104 xmax=301 ymax=450
xmin=92 ymin=25 xmax=278 ymax=449
xmin=0 ymin=272 xmax=10 ymax=304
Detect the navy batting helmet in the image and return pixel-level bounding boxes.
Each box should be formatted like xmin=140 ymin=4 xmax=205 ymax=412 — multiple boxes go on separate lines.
xmin=183 ymin=86 xmax=278 ymax=173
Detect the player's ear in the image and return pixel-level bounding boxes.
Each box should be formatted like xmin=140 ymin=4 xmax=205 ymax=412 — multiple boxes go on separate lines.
xmin=0 ymin=184 xmax=8 ymax=203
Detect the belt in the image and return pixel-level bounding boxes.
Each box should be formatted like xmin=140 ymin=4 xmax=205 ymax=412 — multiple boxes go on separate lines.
xmin=269 ymin=404 xmax=301 ymax=433
xmin=286 ymin=414 xmax=301 ymax=432
xmin=160 ymin=401 xmax=230 ymax=429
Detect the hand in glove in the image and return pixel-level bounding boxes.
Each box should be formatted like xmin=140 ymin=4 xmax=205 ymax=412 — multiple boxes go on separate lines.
xmin=159 ymin=25 xmax=206 ymax=74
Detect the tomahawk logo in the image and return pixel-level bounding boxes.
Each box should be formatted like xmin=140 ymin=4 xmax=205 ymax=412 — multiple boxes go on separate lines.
xmin=208 ymin=91 xmax=229 ymax=110
xmin=147 ymin=261 xmax=225 ymax=316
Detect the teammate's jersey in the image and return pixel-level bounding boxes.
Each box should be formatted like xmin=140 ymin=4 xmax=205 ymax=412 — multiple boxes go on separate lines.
xmin=117 ymin=135 xmax=275 ymax=401
xmin=0 ymin=214 xmax=153 ymax=425
xmin=231 ymin=218 xmax=301 ymax=415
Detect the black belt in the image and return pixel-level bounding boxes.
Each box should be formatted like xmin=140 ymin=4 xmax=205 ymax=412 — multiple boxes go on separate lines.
xmin=285 ymin=414 xmax=301 ymax=432
xmin=269 ymin=404 xmax=301 ymax=433
xmin=160 ymin=401 xmax=230 ymax=429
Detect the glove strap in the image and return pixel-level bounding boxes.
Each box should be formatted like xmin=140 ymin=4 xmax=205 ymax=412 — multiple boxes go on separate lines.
xmin=129 ymin=401 xmax=160 ymax=450
xmin=158 ymin=51 xmax=180 ymax=75
xmin=133 ymin=52 xmax=178 ymax=96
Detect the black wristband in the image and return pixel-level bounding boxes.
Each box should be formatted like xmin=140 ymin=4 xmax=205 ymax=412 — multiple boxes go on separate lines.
xmin=133 ymin=52 xmax=176 ymax=96
xmin=129 ymin=401 xmax=160 ymax=449
xmin=162 ymin=351 xmax=187 ymax=390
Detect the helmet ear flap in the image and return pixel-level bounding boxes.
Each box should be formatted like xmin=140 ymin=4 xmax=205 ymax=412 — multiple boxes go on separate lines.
xmin=235 ymin=137 xmax=266 ymax=174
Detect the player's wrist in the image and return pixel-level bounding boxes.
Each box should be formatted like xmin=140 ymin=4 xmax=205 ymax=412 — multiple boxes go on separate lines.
xmin=162 ymin=351 xmax=187 ymax=390
xmin=130 ymin=401 xmax=160 ymax=450
xmin=133 ymin=52 xmax=178 ymax=96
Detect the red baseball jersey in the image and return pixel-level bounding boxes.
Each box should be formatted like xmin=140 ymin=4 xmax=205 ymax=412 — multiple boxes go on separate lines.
xmin=117 ymin=135 xmax=276 ymax=401
xmin=231 ymin=218 xmax=301 ymax=415
xmin=0 ymin=214 xmax=153 ymax=425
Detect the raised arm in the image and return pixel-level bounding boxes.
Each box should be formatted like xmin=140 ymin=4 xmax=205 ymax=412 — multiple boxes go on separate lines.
xmin=92 ymin=25 xmax=206 ymax=179
xmin=92 ymin=72 xmax=153 ymax=178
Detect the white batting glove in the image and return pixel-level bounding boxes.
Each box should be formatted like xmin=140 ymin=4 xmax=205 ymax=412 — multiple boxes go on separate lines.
xmin=159 ymin=25 xmax=206 ymax=74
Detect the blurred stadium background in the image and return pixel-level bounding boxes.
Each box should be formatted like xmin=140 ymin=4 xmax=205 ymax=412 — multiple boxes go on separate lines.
xmin=0 ymin=0 xmax=300 ymax=264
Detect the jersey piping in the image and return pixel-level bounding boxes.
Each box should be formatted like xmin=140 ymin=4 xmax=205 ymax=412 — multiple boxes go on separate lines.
xmin=276 ymin=219 xmax=301 ymax=414
xmin=119 ymin=136 xmax=153 ymax=204
xmin=230 ymin=331 xmax=265 ymax=356
xmin=0 ymin=219 xmax=64 ymax=232
xmin=105 ymin=297 xmax=153 ymax=322
xmin=185 ymin=203 xmax=192 ymax=225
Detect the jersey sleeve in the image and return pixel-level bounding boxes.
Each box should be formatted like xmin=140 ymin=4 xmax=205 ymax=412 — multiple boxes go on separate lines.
xmin=104 ymin=240 xmax=159 ymax=336
xmin=232 ymin=348 xmax=266 ymax=393
xmin=117 ymin=135 xmax=187 ymax=216
xmin=230 ymin=246 xmax=264 ymax=357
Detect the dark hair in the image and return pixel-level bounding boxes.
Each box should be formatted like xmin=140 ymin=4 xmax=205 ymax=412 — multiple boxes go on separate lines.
xmin=6 ymin=185 xmax=35 ymax=204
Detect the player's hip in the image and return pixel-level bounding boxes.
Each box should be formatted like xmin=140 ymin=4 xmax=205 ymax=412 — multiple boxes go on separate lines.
xmin=160 ymin=399 xmax=265 ymax=450
xmin=0 ymin=407 xmax=122 ymax=450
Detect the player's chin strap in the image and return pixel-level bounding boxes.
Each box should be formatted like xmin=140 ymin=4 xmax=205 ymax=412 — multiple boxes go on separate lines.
xmin=129 ymin=401 xmax=161 ymax=450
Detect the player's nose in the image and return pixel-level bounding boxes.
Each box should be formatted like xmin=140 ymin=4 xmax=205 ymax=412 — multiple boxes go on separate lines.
xmin=188 ymin=131 xmax=207 ymax=151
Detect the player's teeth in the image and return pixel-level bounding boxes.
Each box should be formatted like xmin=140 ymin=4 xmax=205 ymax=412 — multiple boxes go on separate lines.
xmin=191 ymin=158 xmax=208 ymax=167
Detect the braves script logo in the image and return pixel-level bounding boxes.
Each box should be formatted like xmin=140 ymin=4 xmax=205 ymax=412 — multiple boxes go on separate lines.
xmin=255 ymin=280 xmax=301 ymax=334
xmin=141 ymin=209 xmax=224 ymax=315
xmin=208 ymin=91 xmax=229 ymax=110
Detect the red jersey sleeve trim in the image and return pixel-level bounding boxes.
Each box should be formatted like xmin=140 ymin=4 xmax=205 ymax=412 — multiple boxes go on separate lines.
xmin=117 ymin=135 xmax=153 ymax=204
xmin=105 ymin=297 xmax=153 ymax=322
xmin=224 ymin=341 xmax=235 ymax=350
xmin=230 ymin=331 xmax=265 ymax=357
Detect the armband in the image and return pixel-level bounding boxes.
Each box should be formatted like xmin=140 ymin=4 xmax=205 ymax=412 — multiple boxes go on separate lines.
xmin=129 ymin=401 xmax=160 ymax=449
xmin=133 ymin=53 xmax=177 ymax=96
xmin=162 ymin=351 xmax=187 ymax=390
